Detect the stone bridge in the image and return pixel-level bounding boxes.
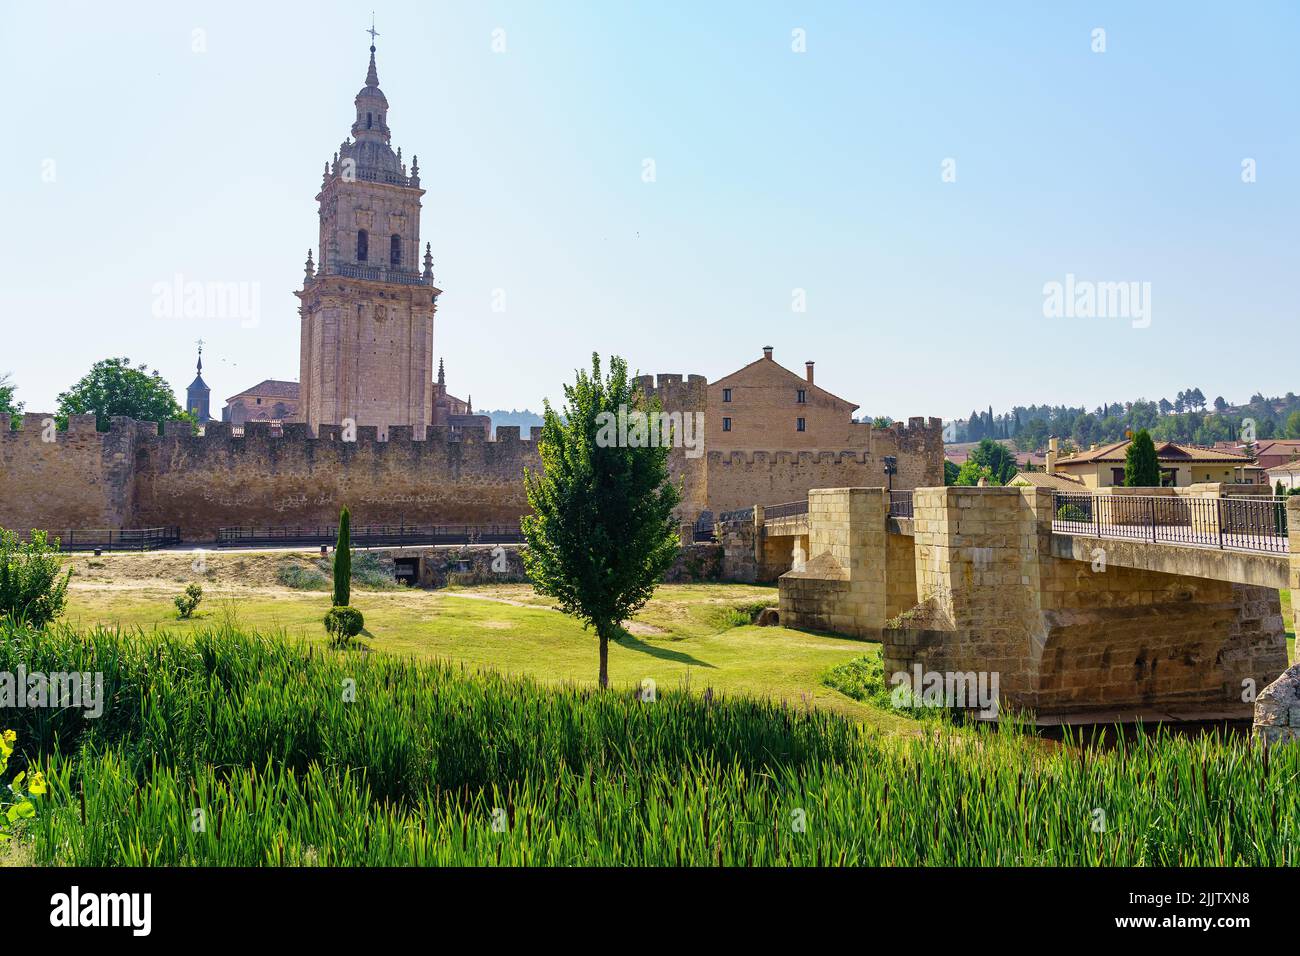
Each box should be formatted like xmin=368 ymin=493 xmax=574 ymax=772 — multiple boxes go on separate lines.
xmin=724 ymin=486 xmax=1296 ymax=723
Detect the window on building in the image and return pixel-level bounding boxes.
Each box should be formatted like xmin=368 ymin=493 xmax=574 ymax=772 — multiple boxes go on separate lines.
xmin=1160 ymin=468 xmax=1177 ymax=487
xmin=797 ymin=389 xmax=806 ymax=404
xmin=722 ymin=388 xmax=732 ymax=403
xmin=390 ymin=234 xmax=401 ymax=266
xmin=797 ymin=418 xmax=806 ymax=432
xmin=357 ymin=229 xmax=369 ymax=262
xmin=366 ymin=112 xmax=373 ymax=129
xmin=1111 ymin=467 xmax=1125 ymax=485
xmin=722 ymin=417 xmax=732 ymax=432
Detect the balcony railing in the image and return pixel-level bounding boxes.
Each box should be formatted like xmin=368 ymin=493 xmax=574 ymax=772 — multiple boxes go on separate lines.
xmin=325 ymin=263 xmax=430 ymax=286
xmin=1051 ymin=492 xmax=1289 ymax=554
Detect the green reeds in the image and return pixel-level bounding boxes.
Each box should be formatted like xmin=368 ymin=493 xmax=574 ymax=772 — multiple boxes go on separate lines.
xmin=5 ymin=620 xmax=1296 ymax=866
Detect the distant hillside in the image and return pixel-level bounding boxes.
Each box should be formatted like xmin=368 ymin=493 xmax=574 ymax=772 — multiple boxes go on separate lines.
xmin=948 ymin=389 xmax=1300 ymax=452
xmin=486 ymin=409 xmax=544 ymax=438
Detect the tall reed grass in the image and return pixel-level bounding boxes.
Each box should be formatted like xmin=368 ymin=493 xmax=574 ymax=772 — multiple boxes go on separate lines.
xmin=3 ymin=621 xmax=1294 ymax=865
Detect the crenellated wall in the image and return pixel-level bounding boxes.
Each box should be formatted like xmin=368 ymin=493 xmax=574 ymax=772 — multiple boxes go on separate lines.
xmin=637 ymin=373 xmax=709 ymax=518
xmin=0 ymin=413 xmax=139 ymax=533
xmin=703 ymin=417 xmax=943 ymax=514
xmin=0 ymin=414 xmax=542 ymax=540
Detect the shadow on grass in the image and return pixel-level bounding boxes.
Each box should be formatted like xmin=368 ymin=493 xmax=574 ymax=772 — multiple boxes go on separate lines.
xmin=615 ymin=630 xmax=717 ymax=668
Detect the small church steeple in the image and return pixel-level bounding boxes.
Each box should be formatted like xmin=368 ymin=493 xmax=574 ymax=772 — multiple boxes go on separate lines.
xmin=186 ymin=339 xmax=211 ymax=423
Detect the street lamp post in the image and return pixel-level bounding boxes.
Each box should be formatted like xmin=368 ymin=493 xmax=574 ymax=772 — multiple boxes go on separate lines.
xmin=883 ymin=455 xmax=897 ymax=492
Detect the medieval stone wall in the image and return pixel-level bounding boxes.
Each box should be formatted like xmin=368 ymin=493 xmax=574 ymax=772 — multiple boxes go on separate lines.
xmin=0 ymin=413 xmax=139 ymax=533
xmin=0 ymin=414 xmax=542 ymax=541
xmin=704 ymin=416 xmax=943 ymax=515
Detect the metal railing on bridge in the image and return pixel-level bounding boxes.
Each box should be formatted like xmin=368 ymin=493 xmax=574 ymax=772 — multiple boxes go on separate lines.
xmin=1051 ymin=491 xmax=1289 ymax=554
xmin=763 ymin=499 xmax=809 ymax=520
xmin=215 ymin=524 xmax=525 ymax=549
xmin=889 ymin=490 xmax=914 ymax=518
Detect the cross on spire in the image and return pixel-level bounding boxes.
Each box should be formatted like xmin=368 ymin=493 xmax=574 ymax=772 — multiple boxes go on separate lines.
xmin=367 ymin=13 xmax=379 ymax=51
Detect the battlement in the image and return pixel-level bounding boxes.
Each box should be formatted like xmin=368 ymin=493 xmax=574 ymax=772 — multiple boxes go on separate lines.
xmin=0 ymin=412 xmax=542 ymax=540
xmin=3 ymin=414 xmax=541 ymax=450
xmin=636 ymin=373 xmax=709 ymax=411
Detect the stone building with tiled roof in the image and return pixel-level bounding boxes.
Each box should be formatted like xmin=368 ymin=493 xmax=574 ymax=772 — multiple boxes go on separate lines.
xmin=222 ymin=380 xmax=301 ymax=425
xmin=1049 ymin=437 xmax=1260 ymax=488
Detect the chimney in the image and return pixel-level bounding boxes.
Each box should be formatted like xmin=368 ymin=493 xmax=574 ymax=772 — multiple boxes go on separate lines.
xmin=1046 ymin=436 xmax=1058 ymax=475
xmin=805 ymin=361 xmax=814 ymax=384
xmin=762 ymin=345 xmax=773 ymax=360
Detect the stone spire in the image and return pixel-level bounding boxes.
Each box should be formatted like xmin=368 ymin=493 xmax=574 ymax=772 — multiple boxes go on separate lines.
xmin=423 ymin=242 xmax=434 ymax=281
xmin=365 ymin=45 xmax=380 ymax=88
xmin=437 ymin=357 xmax=446 ymax=388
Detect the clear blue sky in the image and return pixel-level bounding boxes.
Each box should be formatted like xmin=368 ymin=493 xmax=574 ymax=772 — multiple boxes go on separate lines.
xmin=2 ymin=1 xmax=1296 ymax=421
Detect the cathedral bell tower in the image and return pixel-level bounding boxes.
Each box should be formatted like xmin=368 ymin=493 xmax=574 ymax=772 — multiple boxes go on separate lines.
xmin=295 ymin=31 xmax=441 ymax=438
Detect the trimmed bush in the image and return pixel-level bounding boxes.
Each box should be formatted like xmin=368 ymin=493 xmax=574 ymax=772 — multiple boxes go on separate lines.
xmin=324 ymin=606 xmax=364 ymax=647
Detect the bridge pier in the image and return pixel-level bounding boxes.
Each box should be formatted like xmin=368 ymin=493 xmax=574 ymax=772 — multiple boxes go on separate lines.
xmin=778 ymin=488 xmax=890 ymax=637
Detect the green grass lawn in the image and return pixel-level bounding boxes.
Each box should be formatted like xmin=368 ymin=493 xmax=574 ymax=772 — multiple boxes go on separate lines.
xmin=62 ymin=550 xmax=1297 ymax=734
xmin=64 ymin=573 xmax=907 ymax=728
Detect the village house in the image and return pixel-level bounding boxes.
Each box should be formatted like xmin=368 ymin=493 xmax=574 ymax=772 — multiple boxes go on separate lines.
xmin=1045 ymin=437 xmax=1261 ymax=488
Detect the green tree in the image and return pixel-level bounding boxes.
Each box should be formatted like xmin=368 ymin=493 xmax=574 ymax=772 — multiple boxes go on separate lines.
xmin=954 ymin=461 xmax=996 ymax=486
xmin=0 ymin=374 xmax=22 ymax=424
xmin=1124 ymin=429 xmax=1161 ymax=486
xmin=943 ymin=459 xmax=960 ymax=485
xmin=1014 ymin=419 xmax=1049 ymax=453
xmin=56 ymin=357 xmax=192 ymax=432
xmin=522 ymin=353 xmax=681 ymax=688
xmin=1285 ymin=411 xmax=1300 ymax=439
xmin=967 ymin=438 xmax=1018 ymax=485
xmin=333 ymin=506 xmax=351 ymax=608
